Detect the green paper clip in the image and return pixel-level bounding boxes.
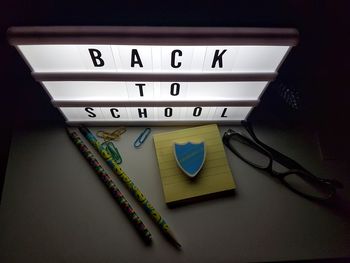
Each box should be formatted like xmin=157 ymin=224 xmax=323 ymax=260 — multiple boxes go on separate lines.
xmin=134 ymin=128 xmax=151 ymax=148
xmin=103 ymin=141 xmax=122 ymax=164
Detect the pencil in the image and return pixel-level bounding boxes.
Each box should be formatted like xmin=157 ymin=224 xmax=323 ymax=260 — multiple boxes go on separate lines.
xmin=66 ymin=128 xmax=152 ymax=244
xmin=79 ymin=126 xmax=181 ymax=249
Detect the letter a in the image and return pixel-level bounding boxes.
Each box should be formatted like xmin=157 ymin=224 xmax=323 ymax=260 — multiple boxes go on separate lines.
xmin=131 ymin=49 xmax=143 ymax=68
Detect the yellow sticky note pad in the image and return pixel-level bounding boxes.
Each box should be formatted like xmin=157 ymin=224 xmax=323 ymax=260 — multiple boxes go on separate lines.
xmin=153 ymin=124 xmax=236 ymax=206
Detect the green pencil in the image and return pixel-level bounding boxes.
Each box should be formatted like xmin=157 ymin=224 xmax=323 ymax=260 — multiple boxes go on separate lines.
xmin=79 ymin=126 xmax=181 ymax=249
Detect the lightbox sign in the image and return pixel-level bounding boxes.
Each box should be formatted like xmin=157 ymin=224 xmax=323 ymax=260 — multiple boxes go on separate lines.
xmin=8 ymin=26 xmax=298 ymax=125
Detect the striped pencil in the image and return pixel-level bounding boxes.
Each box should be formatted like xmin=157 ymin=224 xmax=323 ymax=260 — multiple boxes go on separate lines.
xmin=79 ymin=126 xmax=181 ymax=249
xmin=66 ymin=128 xmax=152 ymax=244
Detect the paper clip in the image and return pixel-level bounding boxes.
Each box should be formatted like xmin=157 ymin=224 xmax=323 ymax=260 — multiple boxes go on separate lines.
xmin=96 ymin=127 xmax=126 ymax=142
xmin=102 ymin=141 xmax=123 ymax=164
xmin=134 ymin=128 xmax=151 ymax=148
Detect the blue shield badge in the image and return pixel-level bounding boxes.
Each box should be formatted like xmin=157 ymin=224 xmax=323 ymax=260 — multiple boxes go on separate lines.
xmin=173 ymin=141 xmax=206 ymax=178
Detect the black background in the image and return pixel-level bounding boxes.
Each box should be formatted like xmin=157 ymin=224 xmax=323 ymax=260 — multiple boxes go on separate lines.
xmin=0 ymin=1 xmax=349 ymax=261
xmin=1 ymin=0 xmax=349 ymax=192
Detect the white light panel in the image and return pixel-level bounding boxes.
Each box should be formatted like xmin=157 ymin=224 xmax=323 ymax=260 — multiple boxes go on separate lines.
xmin=60 ymin=106 xmax=252 ymax=122
xmin=18 ymin=45 xmax=290 ymax=73
xmin=9 ymin=26 xmax=297 ymax=125
xmin=42 ymin=81 xmax=268 ymax=102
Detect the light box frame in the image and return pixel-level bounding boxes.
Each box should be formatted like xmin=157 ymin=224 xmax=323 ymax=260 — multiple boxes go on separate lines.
xmin=8 ymin=26 xmax=299 ymax=46
xmin=8 ymin=26 xmax=298 ymax=125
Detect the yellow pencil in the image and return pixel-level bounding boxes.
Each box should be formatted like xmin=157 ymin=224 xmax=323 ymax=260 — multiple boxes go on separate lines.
xmin=79 ymin=126 xmax=181 ymax=249
xmin=67 ymin=128 xmax=152 ymax=244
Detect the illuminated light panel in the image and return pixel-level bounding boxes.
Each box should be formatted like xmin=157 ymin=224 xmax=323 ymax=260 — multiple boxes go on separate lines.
xmin=8 ymin=26 xmax=298 ymax=125
xmin=42 ymin=81 xmax=268 ymax=102
xmin=59 ymin=106 xmax=252 ymax=122
xmin=18 ymin=45 xmax=290 ymax=73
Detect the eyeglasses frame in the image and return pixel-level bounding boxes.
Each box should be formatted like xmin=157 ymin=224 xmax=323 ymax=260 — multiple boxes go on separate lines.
xmin=222 ymin=121 xmax=342 ymax=200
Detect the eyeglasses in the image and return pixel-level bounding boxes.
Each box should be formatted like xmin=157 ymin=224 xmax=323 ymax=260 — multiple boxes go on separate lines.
xmin=222 ymin=121 xmax=343 ymax=201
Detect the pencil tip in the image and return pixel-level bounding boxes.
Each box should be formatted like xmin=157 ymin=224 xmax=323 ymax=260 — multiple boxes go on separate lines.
xmin=175 ymin=242 xmax=182 ymax=249
xmin=167 ymin=235 xmax=182 ymax=249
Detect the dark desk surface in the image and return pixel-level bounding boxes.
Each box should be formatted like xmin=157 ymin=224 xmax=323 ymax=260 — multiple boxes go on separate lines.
xmin=1 ymin=123 xmax=349 ymax=262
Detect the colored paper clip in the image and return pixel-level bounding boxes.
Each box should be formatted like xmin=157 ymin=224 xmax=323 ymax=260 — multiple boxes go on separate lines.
xmin=134 ymin=128 xmax=151 ymax=148
xmin=96 ymin=127 xmax=126 ymax=142
xmin=102 ymin=141 xmax=123 ymax=164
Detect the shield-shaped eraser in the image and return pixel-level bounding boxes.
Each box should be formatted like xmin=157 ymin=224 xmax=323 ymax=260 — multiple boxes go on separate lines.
xmin=173 ymin=141 xmax=206 ymax=178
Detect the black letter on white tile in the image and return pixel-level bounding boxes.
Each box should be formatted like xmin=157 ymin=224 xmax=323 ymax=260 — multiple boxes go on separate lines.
xmin=170 ymin=83 xmax=180 ymax=96
xmin=193 ymin=107 xmax=202 ymax=117
xmin=110 ymin=108 xmax=120 ymax=118
xmin=164 ymin=107 xmax=173 ymax=117
xmin=88 ymin=49 xmax=105 ymax=67
xmin=212 ymin=49 xmax=227 ymax=68
xmin=221 ymin=108 xmax=228 ymax=117
xmin=85 ymin=107 xmax=96 ymax=118
xmin=138 ymin=108 xmax=148 ymax=118
xmin=171 ymin=50 xmax=182 ymax=68
xmin=131 ymin=49 xmax=143 ymax=68
xmin=135 ymin=83 xmax=145 ymax=97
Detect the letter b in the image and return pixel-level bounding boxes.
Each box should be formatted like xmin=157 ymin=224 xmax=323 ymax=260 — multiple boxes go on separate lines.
xmin=88 ymin=48 xmax=105 ymax=67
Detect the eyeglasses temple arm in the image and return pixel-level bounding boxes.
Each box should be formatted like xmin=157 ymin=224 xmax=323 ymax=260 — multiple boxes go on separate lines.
xmin=242 ymin=121 xmax=312 ymax=171
xmin=242 ymin=121 xmax=343 ymax=187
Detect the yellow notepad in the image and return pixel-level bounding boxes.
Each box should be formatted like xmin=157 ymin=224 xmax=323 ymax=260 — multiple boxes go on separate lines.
xmin=153 ymin=124 xmax=236 ymax=206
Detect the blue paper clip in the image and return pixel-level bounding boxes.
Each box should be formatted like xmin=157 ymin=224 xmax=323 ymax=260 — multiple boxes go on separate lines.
xmin=134 ymin=128 xmax=151 ymax=148
xmin=102 ymin=141 xmax=122 ymax=164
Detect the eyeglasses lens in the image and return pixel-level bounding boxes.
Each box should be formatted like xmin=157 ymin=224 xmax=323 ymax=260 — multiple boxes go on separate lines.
xmin=228 ymin=136 xmax=270 ymax=169
xmin=283 ymin=172 xmax=334 ymax=199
